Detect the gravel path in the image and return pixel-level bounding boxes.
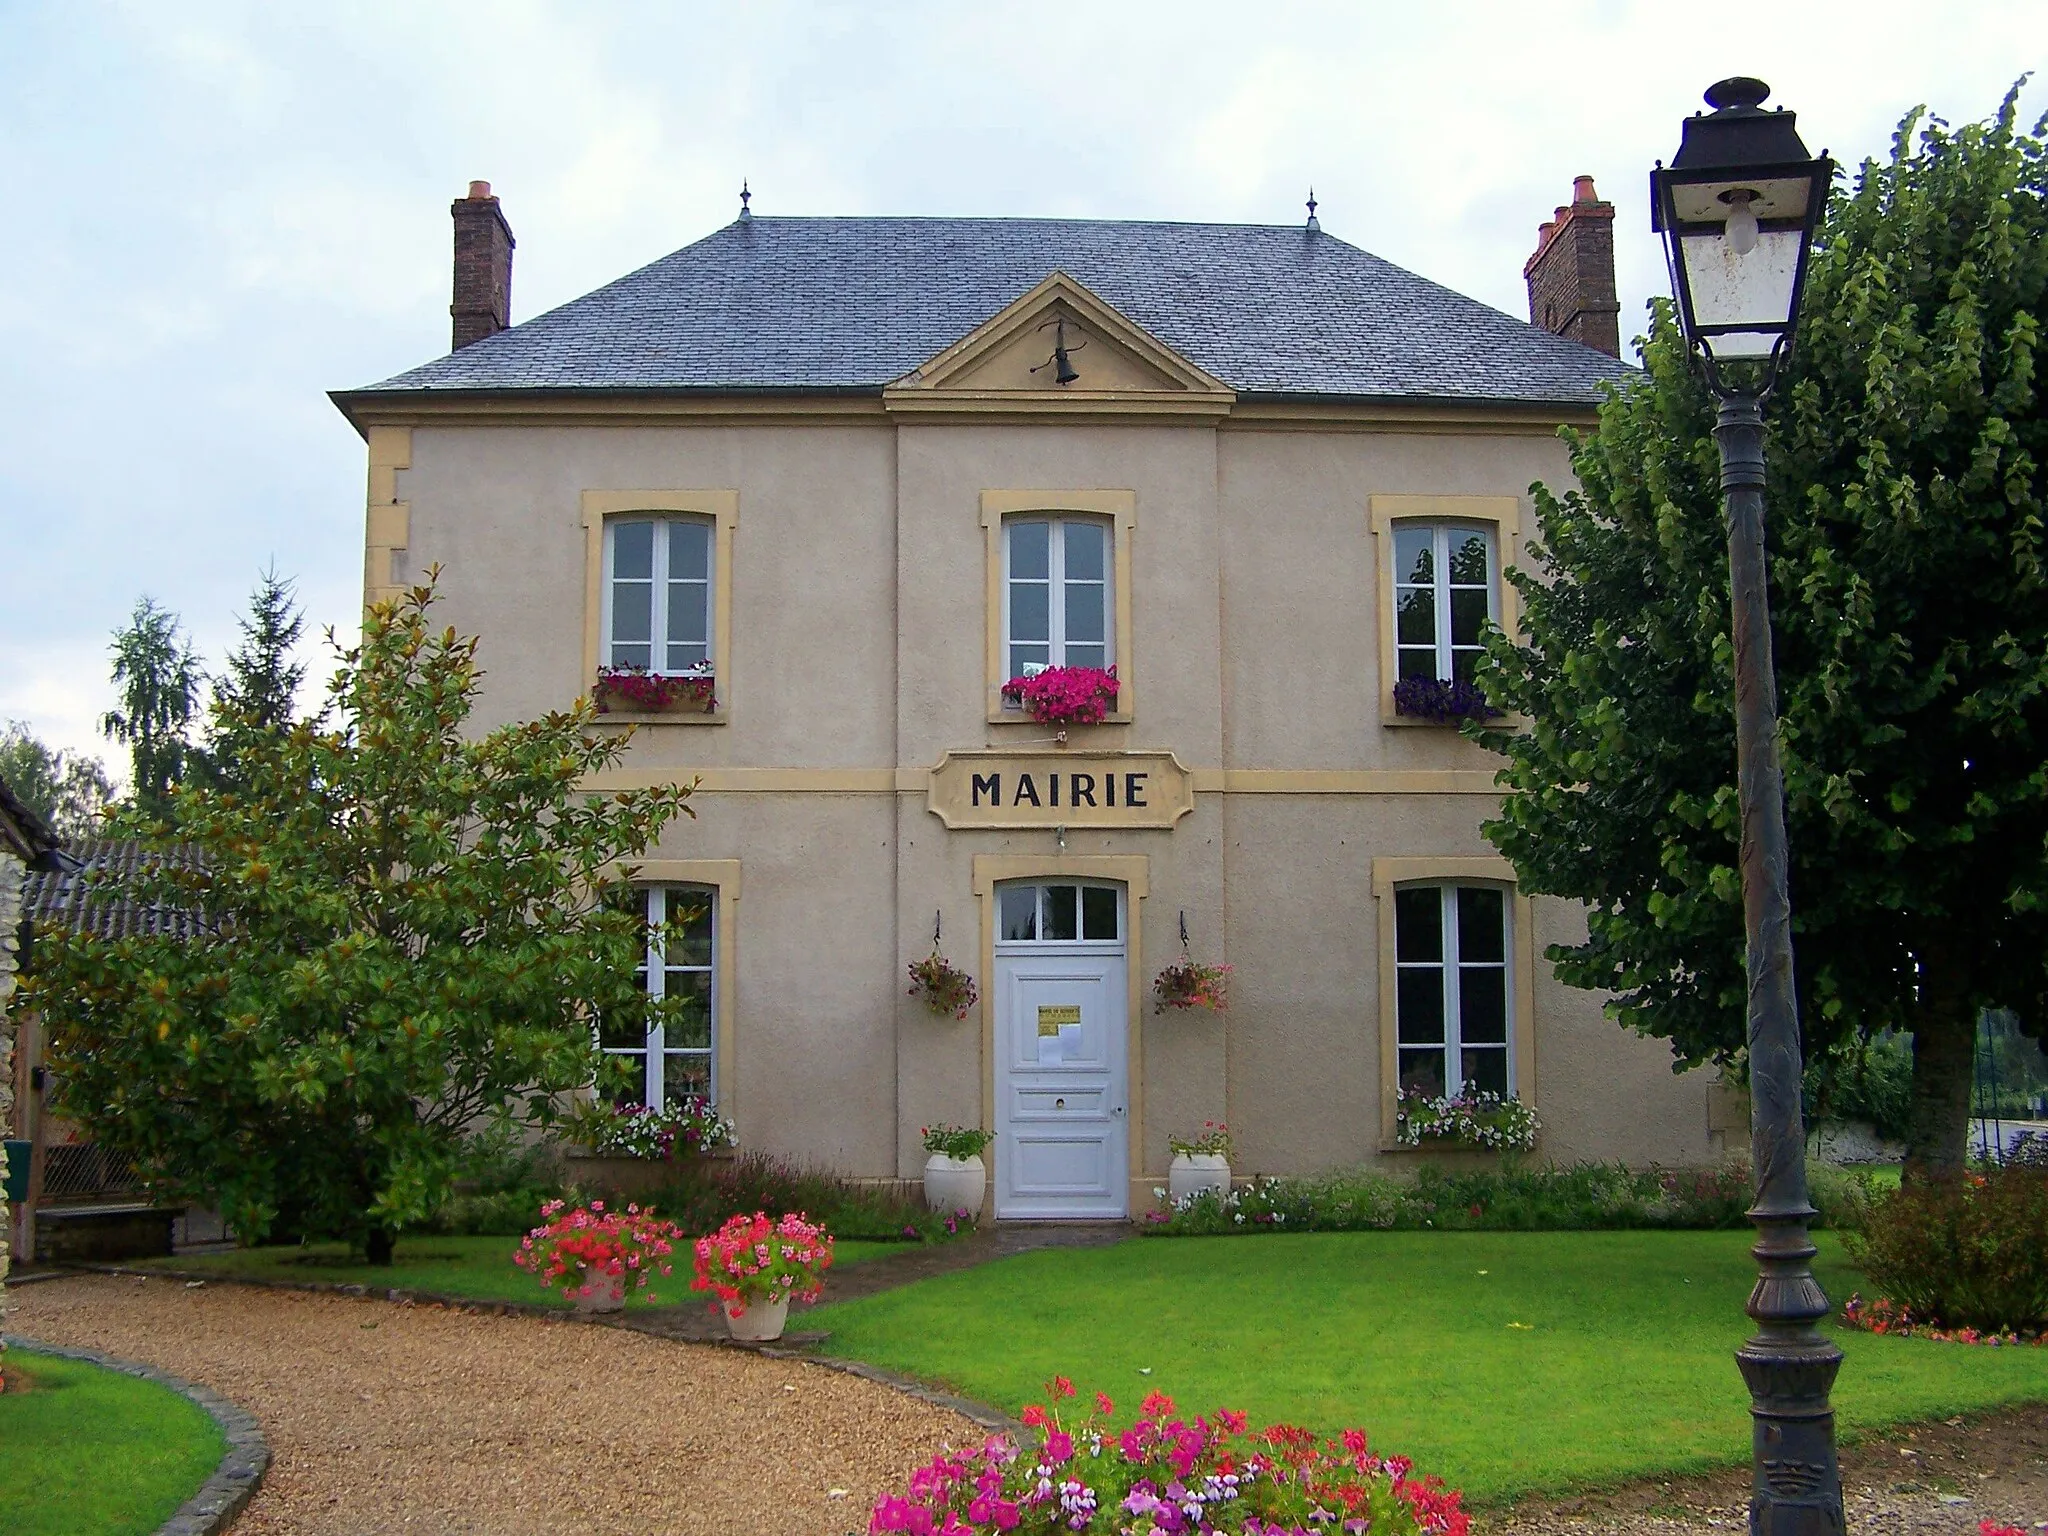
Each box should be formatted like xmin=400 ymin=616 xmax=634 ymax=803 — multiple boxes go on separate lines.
xmin=6 ymin=1273 xmax=974 ymax=1535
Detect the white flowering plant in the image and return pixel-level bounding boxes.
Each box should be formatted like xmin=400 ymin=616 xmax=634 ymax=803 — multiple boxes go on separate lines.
xmin=1393 ymin=1089 xmax=1539 ymax=1152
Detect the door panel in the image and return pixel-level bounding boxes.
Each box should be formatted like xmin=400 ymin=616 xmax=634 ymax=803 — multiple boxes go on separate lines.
xmin=995 ymin=950 xmax=1128 ymax=1218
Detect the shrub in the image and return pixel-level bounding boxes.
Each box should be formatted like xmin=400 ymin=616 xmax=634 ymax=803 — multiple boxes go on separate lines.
xmin=1143 ymin=1160 xmax=1878 ymax=1236
xmin=869 ymin=1376 xmax=1469 ymax=1535
xmin=648 ymin=1148 xmax=958 ymax=1242
xmin=1845 ymin=1168 xmax=2048 ymax=1332
xmin=424 ymin=1121 xmax=570 ymax=1237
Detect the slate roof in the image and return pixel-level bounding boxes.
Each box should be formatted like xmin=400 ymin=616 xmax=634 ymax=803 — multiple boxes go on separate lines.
xmin=339 ymin=216 xmax=1628 ymax=409
xmin=24 ymin=841 xmax=208 ymax=942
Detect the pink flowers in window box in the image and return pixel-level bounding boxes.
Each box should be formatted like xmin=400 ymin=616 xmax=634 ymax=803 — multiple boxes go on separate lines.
xmin=688 ymin=1210 xmax=835 ymax=1317
xmin=513 ymin=1198 xmax=682 ymax=1304
xmin=593 ymin=664 xmax=716 ymax=714
xmin=1002 ymin=665 xmax=1120 ymax=726
xmin=869 ymin=1375 xmax=1470 ymax=1535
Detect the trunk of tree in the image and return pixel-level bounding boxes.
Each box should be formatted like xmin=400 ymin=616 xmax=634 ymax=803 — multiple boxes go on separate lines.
xmin=1904 ymin=946 xmax=1976 ymax=1183
xmin=364 ymin=1226 xmax=395 ymax=1266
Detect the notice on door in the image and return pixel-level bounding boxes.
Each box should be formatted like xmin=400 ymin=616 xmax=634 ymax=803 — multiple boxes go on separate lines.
xmin=1037 ymin=1004 xmax=1082 ymax=1037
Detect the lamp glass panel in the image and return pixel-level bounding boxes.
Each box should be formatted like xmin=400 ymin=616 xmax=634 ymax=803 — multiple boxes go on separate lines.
xmin=1680 ymin=228 xmax=1802 ymax=334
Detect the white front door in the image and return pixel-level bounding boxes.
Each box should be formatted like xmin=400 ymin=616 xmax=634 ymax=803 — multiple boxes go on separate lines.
xmin=994 ymin=881 xmax=1129 ymax=1219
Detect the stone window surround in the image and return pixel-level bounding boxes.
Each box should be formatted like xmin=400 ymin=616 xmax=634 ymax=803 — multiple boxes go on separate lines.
xmin=981 ymin=490 xmax=1136 ymax=726
xmin=1369 ymin=494 xmax=1522 ymax=727
xmin=580 ymin=490 xmax=738 ymax=725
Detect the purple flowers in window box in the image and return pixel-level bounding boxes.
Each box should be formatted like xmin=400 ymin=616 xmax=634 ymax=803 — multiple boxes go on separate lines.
xmin=1393 ymin=676 xmax=1501 ymax=724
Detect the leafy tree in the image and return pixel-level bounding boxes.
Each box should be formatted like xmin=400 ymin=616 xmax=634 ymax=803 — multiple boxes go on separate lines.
xmin=1478 ymin=89 xmax=2048 ymax=1178
xmin=0 ymin=722 xmax=115 ymax=843
xmin=28 ymin=582 xmax=692 ymax=1262
xmin=101 ymin=596 xmax=202 ymax=821
xmin=197 ymin=568 xmax=306 ymax=795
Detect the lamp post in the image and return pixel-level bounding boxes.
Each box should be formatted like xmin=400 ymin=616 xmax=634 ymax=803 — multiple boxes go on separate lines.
xmin=1651 ymin=80 xmax=1840 ymax=1536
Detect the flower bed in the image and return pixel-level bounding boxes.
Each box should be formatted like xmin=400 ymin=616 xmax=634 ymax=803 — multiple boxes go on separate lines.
xmin=1839 ymin=1291 xmax=2047 ymax=1347
xmin=1391 ymin=676 xmax=1499 ymax=725
xmin=869 ymin=1376 xmax=1468 ymax=1535
xmin=593 ymin=664 xmax=716 ymax=714
xmin=689 ymin=1210 xmax=834 ymax=1317
xmin=514 ymin=1199 xmax=683 ymax=1303
xmin=1394 ymin=1089 xmax=1539 ymax=1152
xmin=1001 ymin=665 xmax=1120 ymax=726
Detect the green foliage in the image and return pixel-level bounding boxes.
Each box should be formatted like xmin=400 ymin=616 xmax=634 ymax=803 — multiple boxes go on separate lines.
xmin=1142 ymin=1159 xmax=1880 ymax=1236
xmin=196 ymin=568 xmax=306 ymax=796
xmin=421 ymin=1118 xmax=568 ymax=1237
xmin=649 ymin=1148 xmax=965 ymax=1242
xmin=1808 ymin=1030 xmax=1916 ymax=1142
xmin=27 ymin=582 xmax=691 ymax=1258
xmin=1847 ymin=1166 xmax=2048 ymax=1330
xmin=100 ymin=596 xmax=202 ymax=822
xmin=1477 ymin=88 xmax=2048 ymax=1166
xmin=0 ymin=722 xmax=113 ymax=843
xmin=0 ymin=1350 xmax=225 ymax=1536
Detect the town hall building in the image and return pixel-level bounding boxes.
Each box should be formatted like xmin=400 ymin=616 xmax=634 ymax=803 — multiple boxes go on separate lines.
xmin=329 ymin=179 xmax=1732 ymax=1219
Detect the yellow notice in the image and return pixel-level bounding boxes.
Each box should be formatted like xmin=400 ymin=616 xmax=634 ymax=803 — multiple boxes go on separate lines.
xmin=1037 ymin=1004 xmax=1082 ymax=1037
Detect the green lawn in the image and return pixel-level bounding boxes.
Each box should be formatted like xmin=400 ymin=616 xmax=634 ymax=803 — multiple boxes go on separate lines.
xmin=0 ymin=1349 xmax=225 ymax=1536
xmin=805 ymin=1229 xmax=2048 ymax=1505
xmin=139 ymin=1233 xmax=901 ymax=1310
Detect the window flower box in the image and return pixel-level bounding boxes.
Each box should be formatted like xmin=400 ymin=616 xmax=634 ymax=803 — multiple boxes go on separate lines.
xmin=593 ymin=664 xmax=717 ymax=715
xmin=1394 ymin=1088 xmax=1540 ymax=1152
xmin=1392 ymin=675 xmax=1501 ymax=725
xmin=1001 ymin=664 xmax=1120 ymax=727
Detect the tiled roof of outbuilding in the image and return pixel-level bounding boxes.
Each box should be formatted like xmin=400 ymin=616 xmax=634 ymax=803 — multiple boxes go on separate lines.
xmin=24 ymin=840 xmax=208 ymax=942
xmin=341 ymin=217 xmax=1629 ymax=408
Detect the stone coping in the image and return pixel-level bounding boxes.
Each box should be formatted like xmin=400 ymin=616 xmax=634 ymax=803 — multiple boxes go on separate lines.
xmin=2 ymin=1332 xmax=270 ymax=1536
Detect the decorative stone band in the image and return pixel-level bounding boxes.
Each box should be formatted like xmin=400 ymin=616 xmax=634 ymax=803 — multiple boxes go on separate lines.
xmin=1 ymin=1334 xmax=270 ymax=1536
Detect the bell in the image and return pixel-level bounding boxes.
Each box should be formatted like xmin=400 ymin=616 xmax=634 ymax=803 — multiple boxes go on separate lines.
xmin=1053 ymin=346 xmax=1080 ymax=386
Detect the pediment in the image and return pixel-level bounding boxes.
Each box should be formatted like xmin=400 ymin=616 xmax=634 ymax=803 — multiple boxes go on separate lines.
xmin=883 ymin=273 xmax=1234 ymax=417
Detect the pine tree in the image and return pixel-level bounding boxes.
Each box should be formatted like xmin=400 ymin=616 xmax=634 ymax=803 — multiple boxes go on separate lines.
xmin=1478 ymin=88 xmax=2048 ymax=1178
xmin=101 ymin=596 xmax=202 ymax=823
xmin=200 ymin=568 xmax=305 ymax=794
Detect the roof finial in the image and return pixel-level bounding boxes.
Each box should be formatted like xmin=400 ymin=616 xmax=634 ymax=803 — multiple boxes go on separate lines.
xmin=1305 ymin=187 xmax=1320 ymax=233
xmin=738 ymin=180 xmax=752 ymax=221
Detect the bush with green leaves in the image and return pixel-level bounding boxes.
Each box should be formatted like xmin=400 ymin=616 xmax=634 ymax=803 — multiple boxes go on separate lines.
xmin=1846 ymin=1167 xmax=2048 ymax=1331
xmin=1142 ymin=1160 xmax=1878 ymax=1236
xmin=27 ymin=583 xmax=691 ymax=1263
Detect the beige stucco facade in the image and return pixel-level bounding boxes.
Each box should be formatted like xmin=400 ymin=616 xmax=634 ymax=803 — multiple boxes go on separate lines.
xmin=343 ymin=372 xmax=1729 ymax=1216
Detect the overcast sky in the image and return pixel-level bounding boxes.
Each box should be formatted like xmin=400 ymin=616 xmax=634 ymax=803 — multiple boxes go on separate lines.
xmin=2 ymin=1 xmax=2040 ymax=774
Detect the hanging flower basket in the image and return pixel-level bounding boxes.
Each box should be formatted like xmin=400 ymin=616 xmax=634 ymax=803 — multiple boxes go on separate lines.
xmin=1393 ymin=675 xmax=1500 ymax=724
xmin=593 ymin=664 xmax=717 ymax=714
xmin=1394 ymin=1088 xmax=1540 ymax=1152
xmin=1001 ymin=664 xmax=1120 ymax=726
xmin=1153 ymin=957 xmax=1231 ymax=1013
xmin=907 ymin=951 xmax=979 ymax=1019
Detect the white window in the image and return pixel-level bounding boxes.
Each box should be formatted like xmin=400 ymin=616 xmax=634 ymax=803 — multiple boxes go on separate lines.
xmin=604 ymin=517 xmax=713 ymax=674
xmin=1004 ymin=517 xmax=1112 ymax=681
xmin=1393 ymin=523 xmax=1497 ymax=686
xmin=997 ymin=881 xmax=1122 ymax=944
xmin=1394 ymin=884 xmax=1511 ymax=1099
xmin=602 ymin=885 xmax=716 ymax=1106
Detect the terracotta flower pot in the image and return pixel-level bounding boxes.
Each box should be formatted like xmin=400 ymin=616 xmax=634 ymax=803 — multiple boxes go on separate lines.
xmin=573 ymin=1268 xmax=626 ymax=1313
xmin=923 ymin=1153 xmax=986 ymax=1213
xmin=723 ymin=1294 xmax=789 ymax=1342
xmin=1168 ymin=1153 xmax=1231 ymax=1204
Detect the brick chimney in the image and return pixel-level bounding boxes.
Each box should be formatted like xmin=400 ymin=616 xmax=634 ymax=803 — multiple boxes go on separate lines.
xmin=1522 ymin=174 xmax=1619 ymax=357
xmin=450 ymin=180 xmax=515 ymax=351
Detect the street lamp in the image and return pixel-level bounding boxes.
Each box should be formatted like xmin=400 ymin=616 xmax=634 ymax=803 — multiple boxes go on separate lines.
xmin=1652 ymin=79 xmax=1840 ymax=1536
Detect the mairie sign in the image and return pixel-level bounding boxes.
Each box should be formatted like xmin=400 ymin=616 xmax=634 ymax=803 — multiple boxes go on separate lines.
xmin=926 ymin=749 xmax=1196 ymax=829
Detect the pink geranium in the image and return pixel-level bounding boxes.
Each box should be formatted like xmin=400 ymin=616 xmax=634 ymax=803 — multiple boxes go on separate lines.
xmin=1000 ymin=665 xmax=1120 ymax=726
xmin=514 ymin=1199 xmax=683 ymax=1302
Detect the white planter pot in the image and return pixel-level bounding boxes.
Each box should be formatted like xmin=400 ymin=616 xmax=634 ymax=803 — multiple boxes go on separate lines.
xmin=723 ymin=1294 xmax=790 ymax=1342
xmin=923 ymin=1153 xmax=987 ymax=1214
xmin=1168 ymin=1153 xmax=1231 ymax=1204
xmin=572 ymin=1267 xmax=626 ymax=1314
